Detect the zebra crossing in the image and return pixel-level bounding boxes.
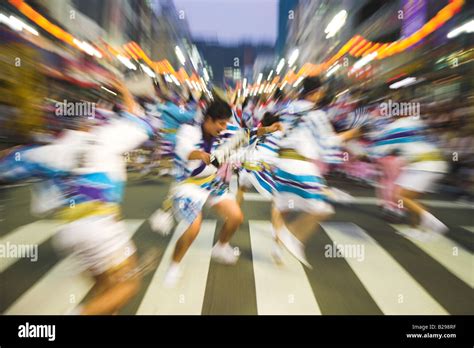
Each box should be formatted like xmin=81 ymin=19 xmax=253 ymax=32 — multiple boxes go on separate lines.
xmin=137 ymin=220 xmax=217 ymax=315
xmin=243 ymin=192 xmax=474 ymax=209
xmin=322 ymin=222 xmax=447 ymax=314
xmin=249 ymin=220 xmax=321 ymax=314
xmin=391 ymin=225 xmax=473 ymax=288
xmin=0 ymin=220 xmax=62 ymax=272
xmin=1 ymin=216 xmax=473 ymax=315
xmin=3 ymin=220 xmax=144 ymax=315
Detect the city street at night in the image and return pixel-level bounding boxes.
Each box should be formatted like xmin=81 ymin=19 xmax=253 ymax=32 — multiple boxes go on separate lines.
xmin=1 ymin=176 xmax=472 ymax=315
xmin=0 ymin=0 xmax=473 ymax=345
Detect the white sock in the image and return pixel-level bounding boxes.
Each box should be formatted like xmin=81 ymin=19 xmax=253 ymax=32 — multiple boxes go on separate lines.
xmin=215 ymin=241 xmax=229 ymax=249
xmin=280 ymin=224 xmax=302 ymax=245
xmin=420 ymin=211 xmax=447 ymax=232
xmin=168 ymin=261 xmax=180 ymax=273
xmin=421 ymin=211 xmax=437 ymax=226
xmin=271 ymin=225 xmax=278 ymax=240
xmin=69 ymin=305 xmax=83 ymax=315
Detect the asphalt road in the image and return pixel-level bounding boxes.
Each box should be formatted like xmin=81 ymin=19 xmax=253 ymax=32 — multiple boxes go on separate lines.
xmin=1 ymin=176 xmax=473 ymax=315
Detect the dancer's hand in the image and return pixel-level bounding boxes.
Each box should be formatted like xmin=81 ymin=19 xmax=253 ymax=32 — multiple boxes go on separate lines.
xmin=257 ymin=122 xmax=283 ymax=136
xmin=200 ymin=152 xmax=211 ymax=165
xmin=0 ymin=145 xmax=21 ymax=161
xmin=189 ymin=150 xmax=211 ymax=165
xmin=267 ymin=122 xmax=283 ymax=133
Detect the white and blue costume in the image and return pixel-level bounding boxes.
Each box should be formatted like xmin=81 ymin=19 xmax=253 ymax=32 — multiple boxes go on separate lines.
xmin=171 ymin=122 xmax=253 ymax=229
xmin=0 ymin=111 xmax=155 ymax=274
xmin=365 ymin=115 xmax=447 ymax=192
xmin=154 ymin=101 xmax=197 ymax=159
xmin=236 ymin=100 xmax=287 ymax=198
xmin=272 ymin=100 xmax=343 ymax=214
xmin=237 ymin=130 xmax=281 ymax=199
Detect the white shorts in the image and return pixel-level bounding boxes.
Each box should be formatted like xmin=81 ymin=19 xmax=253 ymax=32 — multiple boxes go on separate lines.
xmin=238 ymin=170 xmax=274 ymax=199
xmin=172 ymin=182 xmax=235 ymax=230
xmin=396 ymin=169 xmax=445 ymax=193
xmin=273 ymin=159 xmax=334 ymax=216
xmin=53 ymin=215 xmax=136 ymax=275
xmin=208 ymin=191 xmax=235 ymax=206
xmin=238 ymin=170 xmax=253 ymax=190
xmin=273 ymin=193 xmax=335 ymax=215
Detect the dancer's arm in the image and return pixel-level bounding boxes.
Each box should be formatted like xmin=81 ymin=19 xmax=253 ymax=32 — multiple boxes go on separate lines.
xmin=188 ymin=150 xmax=211 ymax=165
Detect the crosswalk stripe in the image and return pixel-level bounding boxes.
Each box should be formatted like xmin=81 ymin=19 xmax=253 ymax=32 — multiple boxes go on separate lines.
xmin=461 ymin=226 xmax=474 ymax=234
xmin=391 ymin=225 xmax=474 ymax=288
xmin=343 ymin=197 xmax=473 ymax=209
xmin=5 ymin=256 xmax=94 ymax=315
xmin=0 ymin=220 xmax=62 ymax=272
xmin=136 ymin=220 xmax=216 ymax=315
xmin=243 ymin=193 xmax=473 ymax=209
xmin=321 ymin=222 xmax=448 ymax=314
xmin=5 ymin=219 xmax=144 ymax=315
xmin=243 ymin=193 xmax=271 ymax=202
xmin=3 ymin=217 xmax=469 ymax=315
xmin=249 ymin=221 xmax=321 ymax=315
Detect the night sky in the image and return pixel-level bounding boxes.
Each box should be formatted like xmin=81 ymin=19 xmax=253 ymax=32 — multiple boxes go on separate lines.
xmin=174 ymin=0 xmax=278 ymax=44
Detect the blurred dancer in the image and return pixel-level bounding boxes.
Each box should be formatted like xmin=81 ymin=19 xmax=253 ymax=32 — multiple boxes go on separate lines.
xmin=235 ymin=110 xmax=285 ymax=263
xmin=148 ymin=94 xmax=201 ymax=235
xmin=0 ymin=79 xmax=156 ymax=314
xmin=156 ymin=96 xmax=199 ymax=175
xmin=235 ymin=90 xmax=286 ymax=206
xmin=376 ymin=152 xmax=406 ymax=221
xmin=271 ymin=77 xmax=347 ymax=268
xmin=163 ymin=98 xmax=279 ymax=286
xmin=346 ymin=101 xmax=449 ymax=240
xmin=329 ymin=95 xmax=403 ymax=219
xmin=227 ymin=91 xmax=287 ymax=263
xmin=162 ymin=99 xmax=242 ymax=287
xmin=369 ymin=114 xmax=449 ymax=239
